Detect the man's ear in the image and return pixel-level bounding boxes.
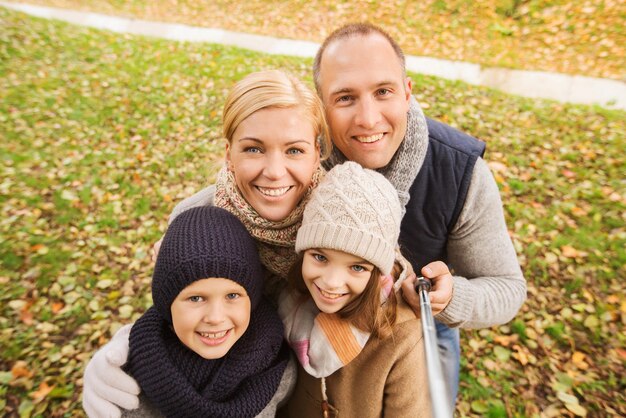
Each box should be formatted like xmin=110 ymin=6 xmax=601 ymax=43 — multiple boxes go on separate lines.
xmin=404 ymin=77 xmax=413 ymax=101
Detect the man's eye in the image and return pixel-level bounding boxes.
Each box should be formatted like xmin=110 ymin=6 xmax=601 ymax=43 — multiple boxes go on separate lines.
xmin=337 ymin=95 xmax=353 ymax=103
xmin=377 ymin=88 xmax=390 ymax=96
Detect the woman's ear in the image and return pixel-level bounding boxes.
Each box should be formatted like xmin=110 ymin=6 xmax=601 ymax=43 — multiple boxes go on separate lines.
xmin=225 ymin=142 xmax=234 ymax=171
xmin=314 ymin=135 xmax=322 ymax=168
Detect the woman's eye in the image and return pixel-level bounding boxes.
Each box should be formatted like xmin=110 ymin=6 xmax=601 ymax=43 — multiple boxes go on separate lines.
xmin=243 ymin=146 xmax=262 ymax=153
xmin=287 ymin=148 xmax=304 ymax=155
xmin=188 ymin=296 xmax=203 ymax=302
xmin=226 ymin=293 xmax=240 ymax=300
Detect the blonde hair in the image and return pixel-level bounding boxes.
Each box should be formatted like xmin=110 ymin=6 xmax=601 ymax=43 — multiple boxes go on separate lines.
xmin=222 ymin=70 xmax=331 ymax=160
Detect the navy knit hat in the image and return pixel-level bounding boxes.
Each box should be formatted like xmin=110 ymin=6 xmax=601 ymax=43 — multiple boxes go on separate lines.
xmin=152 ymin=206 xmax=264 ymax=323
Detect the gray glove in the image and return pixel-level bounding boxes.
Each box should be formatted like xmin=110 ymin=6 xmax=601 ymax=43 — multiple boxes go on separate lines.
xmin=82 ymin=324 xmax=140 ymax=418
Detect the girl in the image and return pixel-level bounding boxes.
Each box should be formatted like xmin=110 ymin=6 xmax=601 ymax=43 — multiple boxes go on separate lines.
xmin=83 ymin=70 xmax=331 ymax=417
xmin=278 ymin=161 xmax=432 ymax=417
xmin=120 ymin=206 xmax=293 ymax=417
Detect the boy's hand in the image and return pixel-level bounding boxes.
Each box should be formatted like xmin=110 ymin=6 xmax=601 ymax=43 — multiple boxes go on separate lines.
xmin=83 ymin=324 xmax=140 ymax=417
xmin=401 ymin=261 xmax=453 ymax=316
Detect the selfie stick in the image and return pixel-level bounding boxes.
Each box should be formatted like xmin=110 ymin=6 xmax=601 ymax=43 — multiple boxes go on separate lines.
xmin=415 ymin=277 xmax=453 ymax=418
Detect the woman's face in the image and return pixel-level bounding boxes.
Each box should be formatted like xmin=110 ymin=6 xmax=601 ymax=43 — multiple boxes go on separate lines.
xmin=226 ymin=106 xmax=320 ymax=222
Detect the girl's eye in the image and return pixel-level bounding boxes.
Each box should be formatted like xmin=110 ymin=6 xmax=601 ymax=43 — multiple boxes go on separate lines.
xmin=226 ymin=293 xmax=240 ymax=300
xmin=312 ymin=253 xmax=327 ymax=263
xmin=351 ymin=265 xmax=367 ymax=273
xmin=188 ymin=295 xmax=203 ymax=302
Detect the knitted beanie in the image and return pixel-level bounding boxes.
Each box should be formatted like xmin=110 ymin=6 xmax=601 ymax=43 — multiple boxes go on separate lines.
xmin=152 ymin=206 xmax=264 ymax=323
xmin=295 ymin=161 xmax=402 ymax=275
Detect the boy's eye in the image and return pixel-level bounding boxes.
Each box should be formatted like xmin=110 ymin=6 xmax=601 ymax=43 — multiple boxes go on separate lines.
xmin=226 ymin=293 xmax=240 ymax=300
xmin=188 ymin=295 xmax=203 ymax=302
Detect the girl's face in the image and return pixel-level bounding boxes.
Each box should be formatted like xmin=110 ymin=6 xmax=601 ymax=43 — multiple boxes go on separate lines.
xmin=301 ymin=248 xmax=374 ymax=314
xmin=171 ymin=278 xmax=251 ymax=360
xmin=226 ymin=106 xmax=320 ymax=222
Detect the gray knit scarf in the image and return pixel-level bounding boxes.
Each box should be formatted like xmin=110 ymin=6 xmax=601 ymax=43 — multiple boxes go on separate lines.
xmin=323 ymin=96 xmax=429 ymax=212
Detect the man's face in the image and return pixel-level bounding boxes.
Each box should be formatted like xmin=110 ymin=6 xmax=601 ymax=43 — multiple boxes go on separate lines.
xmin=318 ymin=33 xmax=412 ymax=169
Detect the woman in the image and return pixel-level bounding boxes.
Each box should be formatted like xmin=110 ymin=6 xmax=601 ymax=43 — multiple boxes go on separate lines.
xmin=83 ymin=69 xmax=332 ymax=417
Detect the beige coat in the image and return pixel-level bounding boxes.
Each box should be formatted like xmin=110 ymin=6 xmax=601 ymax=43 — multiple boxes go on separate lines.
xmin=278 ymin=296 xmax=432 ymax=418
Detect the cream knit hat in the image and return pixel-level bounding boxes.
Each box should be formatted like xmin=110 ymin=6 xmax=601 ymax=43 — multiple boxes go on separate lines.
xmin=295 ymin=161 xmax=403 ymax=274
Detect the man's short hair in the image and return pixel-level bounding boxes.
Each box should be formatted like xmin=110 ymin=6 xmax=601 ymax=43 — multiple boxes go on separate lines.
xmin=313 ymin=23 xmax=406 ymax=95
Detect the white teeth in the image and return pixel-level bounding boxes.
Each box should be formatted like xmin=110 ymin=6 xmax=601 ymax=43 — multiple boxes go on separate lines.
xmin=320 ymin=288 xmax=345 ymax=299
xmin=198 ymin=330 xmax=228 ymax=339
xmin=258 ymin=186 xmax=290 ymax=197
xmin=355 ymin=133 xmax=383 ymax=143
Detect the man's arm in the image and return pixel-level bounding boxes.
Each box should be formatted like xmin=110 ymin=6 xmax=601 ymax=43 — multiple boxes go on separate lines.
xmin=438 ymin=157 xmax=527 ymax=328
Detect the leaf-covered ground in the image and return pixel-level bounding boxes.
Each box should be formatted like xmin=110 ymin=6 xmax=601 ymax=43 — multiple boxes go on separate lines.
xmin=1 ymin=6 xmax=625 ymax=418
xmin=6 ymin=0 xmax=625 ymax=80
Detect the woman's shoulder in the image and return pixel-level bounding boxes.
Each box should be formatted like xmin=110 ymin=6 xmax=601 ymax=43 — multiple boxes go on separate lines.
xmin=168 ymin=184 xmax=216 ymax=224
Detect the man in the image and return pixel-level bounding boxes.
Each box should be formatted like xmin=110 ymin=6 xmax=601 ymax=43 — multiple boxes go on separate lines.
xmin=313 ymin=23 xmax=526 ymax=405
xmin=83 ymin=23 xmax=526 ymax=416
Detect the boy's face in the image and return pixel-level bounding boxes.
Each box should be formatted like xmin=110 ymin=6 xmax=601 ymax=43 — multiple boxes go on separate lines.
xmin=171 ymin=278 xmax=251 ymax=359
xmin=301 ymin=248 xmax=374 ymax=314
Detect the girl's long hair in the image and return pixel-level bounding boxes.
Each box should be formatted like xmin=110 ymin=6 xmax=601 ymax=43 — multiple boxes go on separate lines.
xmin=288 ymin=254 xmax=400 ymax=339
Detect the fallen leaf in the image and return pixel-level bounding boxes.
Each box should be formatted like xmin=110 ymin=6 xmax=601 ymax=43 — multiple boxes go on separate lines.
xmin=561 ymin=245 xmax=587 ymax=258
xmin=30 ymin=381 xmax=54 ymax=403
xmin=11 ymin=361 xmax=33 ymax=379
xmin=51 ymin=302 xmax=64 ymax=314
xmin=565 ymin=402 xmax=587 ymax=417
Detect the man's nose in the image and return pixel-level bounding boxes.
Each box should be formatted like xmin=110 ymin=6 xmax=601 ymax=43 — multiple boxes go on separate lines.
xmin=354 ymin=97 xmax=381 ymax=129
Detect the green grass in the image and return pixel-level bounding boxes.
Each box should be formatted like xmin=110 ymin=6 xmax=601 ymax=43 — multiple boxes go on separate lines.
xmin=1 ymin=6 xmax=625 ymax=417
xmin=9 ymin=0 xmax=625 ymax=80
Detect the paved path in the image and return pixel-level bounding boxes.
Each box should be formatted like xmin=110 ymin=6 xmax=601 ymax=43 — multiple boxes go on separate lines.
xmin=3 ymin=1 xmax=625 ymax=110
